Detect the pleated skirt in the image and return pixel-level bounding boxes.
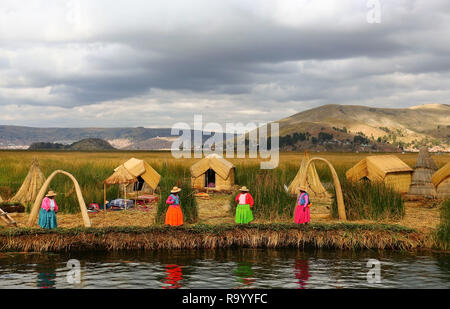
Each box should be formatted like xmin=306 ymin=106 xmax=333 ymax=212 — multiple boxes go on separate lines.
xmin=165 ymin=205 xmax=183 ymax=226
xmin=294 ymin=205 xmax=310 ymax=224
xmin=235 ymin=204 xmax=253 ymax=224
xmin=38 ymin=208 xmax=58 ymax=229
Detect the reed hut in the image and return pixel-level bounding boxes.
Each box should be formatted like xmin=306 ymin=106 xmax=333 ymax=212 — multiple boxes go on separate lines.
xmin=104 ymin=165 xmax=138 ymax=207
xmin=432 ymin=162 xmax=450 ymax=199
xmin=408 ymin=147 xmax=437 ymax=198
xmin=346 ymin=155 xmax=413 ymax=193
xmin=190 ymin=154 xmax=235 ymax=191
xmin=288 ymin=151 xmax=330 ymax=198
xmin=117 ymin=158 xmax=161 ymax=196
xmin=10 ymin=159 xmax=46 ymax=205
xmin=103 ymin=158 xmax=160 ymax=208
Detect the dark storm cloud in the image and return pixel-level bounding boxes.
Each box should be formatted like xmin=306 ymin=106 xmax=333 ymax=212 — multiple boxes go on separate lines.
xmin=0 ymin=0 xmax=450 ymax=127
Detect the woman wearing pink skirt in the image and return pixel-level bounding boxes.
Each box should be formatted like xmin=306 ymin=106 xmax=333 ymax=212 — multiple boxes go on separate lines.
xmin=294 ymin=186 xmax=311 ymax=224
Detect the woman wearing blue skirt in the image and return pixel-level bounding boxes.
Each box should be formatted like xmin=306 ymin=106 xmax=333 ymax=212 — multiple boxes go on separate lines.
xmin=38 ymin=191 xmax=58 ymax=229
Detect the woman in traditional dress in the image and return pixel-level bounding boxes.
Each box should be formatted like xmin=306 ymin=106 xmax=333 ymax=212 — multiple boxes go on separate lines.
xmin=165 ymin=186 xmax=183 ymax=226
xmin=294 ymin=186 xmax=311 ymax=225
xmin=234 ymin=186 xmax=254 ymax=224
xmin=38 ymin=190 xmax=58 ymax=229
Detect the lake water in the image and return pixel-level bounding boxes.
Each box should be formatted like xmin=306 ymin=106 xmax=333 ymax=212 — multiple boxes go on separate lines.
xmin=0 ymin=249 xmax=449 ymax=289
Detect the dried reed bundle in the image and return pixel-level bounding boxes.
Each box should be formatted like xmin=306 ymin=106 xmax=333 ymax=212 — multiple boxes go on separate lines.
xmin=10 ymin=159 xmax=46 ymax=205
xmin=408 ymin=147 xmax=437 ymax=198
xmin=287 ymin=151 xmax=330 ymax=198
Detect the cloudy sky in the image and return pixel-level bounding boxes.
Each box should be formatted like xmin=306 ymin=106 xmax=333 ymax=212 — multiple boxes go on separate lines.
xmin=0 ymin=0 xmax=449 ymax=128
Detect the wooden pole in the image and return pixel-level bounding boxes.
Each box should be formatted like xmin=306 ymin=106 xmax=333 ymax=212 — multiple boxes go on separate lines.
xmin=103 ymin=183 xmax=107 ymax=213
xmin=124 ymin=184 xmax=127 ymax=210
xmin=135 ymin=187 xmax=139 ymax=209
xmin=0 ymin=208 xmax=17 ymax=227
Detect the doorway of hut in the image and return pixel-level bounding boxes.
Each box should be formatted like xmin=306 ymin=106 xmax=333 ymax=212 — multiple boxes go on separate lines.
xmin=205 ymin=169 xmax=216 ymax=188
xmin=134 ymin=176 xmax=145 ymax=191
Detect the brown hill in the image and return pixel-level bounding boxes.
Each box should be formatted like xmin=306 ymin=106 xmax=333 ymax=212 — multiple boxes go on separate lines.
xmin=271 ymin=104 xmax=450 ymax=152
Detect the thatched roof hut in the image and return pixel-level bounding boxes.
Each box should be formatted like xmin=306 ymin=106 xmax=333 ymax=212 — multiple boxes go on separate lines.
xmin=346 ymin=155 xmax=413 ymax=193
xmin=190 ymin=154 xmax=235 ymax=191
xmin=408 ymin=147 xmax=437 ymax=198
xmin=122 ymin=158 xmax=160 ymax=190
xmin=108 ymin=158 xmax=161 ymax=195
xmin=288 ymin=151 xmax=330 ymax=198
xmin=10 ymin=159 xmax=46 ymax=205
xmin=432 ymin=162 xmax=450 ymax=199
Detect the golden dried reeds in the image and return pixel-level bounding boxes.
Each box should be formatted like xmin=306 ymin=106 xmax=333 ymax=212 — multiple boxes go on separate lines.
xmin=10 ymin=159 xmax=46 ymax=206
xmin=408 ymin=147 xmax=437 ymax=198
xmin=432 ymin=162 xmax=450 ymax=199
xmin=346 ymin=155 xmax=413 ymax=193
xmin=0 ymin=223 xmax=432 ymax=252
xmin=287 ymin=151 xmax=330 ymax=198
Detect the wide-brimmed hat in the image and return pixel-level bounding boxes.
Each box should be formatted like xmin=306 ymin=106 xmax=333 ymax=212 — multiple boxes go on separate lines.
xmin=170 ymin=186 xmax=182 ymax=193
xmin=298 ymin=185 xmax=307 ymax=192
xmin=45 ymin=190 xmax=57 ymax=197
xmin=239 ymin=186 xmax=249 ymax=192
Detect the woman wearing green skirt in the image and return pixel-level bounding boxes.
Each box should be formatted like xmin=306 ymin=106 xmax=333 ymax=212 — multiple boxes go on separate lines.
xmin=234 ymin=186 xmax=254 ymax=224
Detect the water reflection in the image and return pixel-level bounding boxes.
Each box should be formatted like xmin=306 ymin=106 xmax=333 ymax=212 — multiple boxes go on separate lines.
xmin=294 ymin=259 xmax=311 ymax=289
xmin=234 ymin=262 xmax=255 ymax=288
xmin=36 ymin=265 xmax=56 ymax=289
xmin=0 ymin=249 xmax=448 ymax=289
xmin=162 ymin=264 xmax=183 ymax=289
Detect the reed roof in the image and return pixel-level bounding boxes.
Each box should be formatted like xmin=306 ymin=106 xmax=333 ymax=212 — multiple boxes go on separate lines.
xmin=104 ymin=165 xmax=137 ymax=185
xmin=432 ymin=162 xmax=450 ymax=187
xmin=347 ymin=155 xmax=413 ymax=182
xmin=110 ymin=158 xmax=161 ymax=189
xmin=345 ymin=158 xmax=367 ymax=182
xmin=190 ymin=154 xmax=235 ymax=179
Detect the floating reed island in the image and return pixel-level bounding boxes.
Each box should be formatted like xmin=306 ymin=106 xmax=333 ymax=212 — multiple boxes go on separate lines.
xmin=1 ymin=151 xmax=448 ymax=253
xmin=0 ymin=223 xmax=439 ymax=252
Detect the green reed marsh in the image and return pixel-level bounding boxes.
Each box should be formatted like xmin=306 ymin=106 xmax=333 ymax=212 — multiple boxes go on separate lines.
xmin=331 ymin=179 xmax=405 ymax=220
xmin=436 ymin=199 xmax=450 ymax=250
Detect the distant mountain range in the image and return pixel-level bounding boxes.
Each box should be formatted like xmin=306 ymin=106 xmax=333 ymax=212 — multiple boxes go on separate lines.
xmin=1 ymin=104 xmax=449 ymax=151
xmin=0 ymin=126 xmax=232 ymax=151
xmin=0 ymin=126 xmax=173 ymax=149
